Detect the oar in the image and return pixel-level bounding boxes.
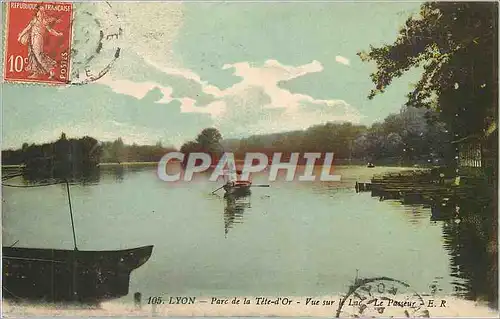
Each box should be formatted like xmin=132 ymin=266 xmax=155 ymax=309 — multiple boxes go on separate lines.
xmin=211 ymin=185 xmax=225 ymax=194
xmin=251 ymin=184 xmax=270 ymax=187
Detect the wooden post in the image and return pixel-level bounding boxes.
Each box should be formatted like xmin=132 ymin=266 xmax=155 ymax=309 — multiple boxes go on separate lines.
xmin=134 ymin=292 xmax=142 ymax=310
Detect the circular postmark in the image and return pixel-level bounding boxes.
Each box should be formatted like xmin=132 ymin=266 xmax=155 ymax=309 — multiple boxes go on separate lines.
xmin=69 ymin=1 xmax=122 ymax=85
xmin=336 ymin=276 xmax=430 ymax=318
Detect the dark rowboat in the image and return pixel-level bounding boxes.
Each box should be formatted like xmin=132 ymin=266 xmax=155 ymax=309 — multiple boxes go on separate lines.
xmin=2 ymin=178 xmax=154 ymax=304
xmin=220 ymin=168 xmax=252 ymax=196
xmin=223 ymin=180 xmax=252 ymax=197
xmin=3 ymin=245 xmax=153 ymax=303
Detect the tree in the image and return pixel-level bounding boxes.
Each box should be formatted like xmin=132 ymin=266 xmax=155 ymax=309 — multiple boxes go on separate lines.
xmin=195 ymin=128 xmax=223 ymax=152
xmin=180 ymin=140 xmax=202 ymax=154
xmin=80 ymin=136 xmax=102 ymax=165
xmin=110 ymin=138 xmax=125 ymax=163
xmin=54 ymin=132 xmax=71 ymax=163
xmin=359 ymin=2 xmax=498 ymax=140
xmin=381 ymin=114 xmax=405 ymax=136
xmin=386 ymin=132 xmax=404 ymax=154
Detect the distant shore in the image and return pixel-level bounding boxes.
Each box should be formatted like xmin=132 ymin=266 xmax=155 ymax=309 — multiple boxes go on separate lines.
xmin=2 ymin=160 xmax=433 ymax=169
xmin=97 ymin=162 xmax=159 ymax=167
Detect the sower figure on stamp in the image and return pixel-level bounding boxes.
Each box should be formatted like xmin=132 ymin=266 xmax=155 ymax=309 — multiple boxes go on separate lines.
xmin=17 ymin=5 xmax=63 ymax=79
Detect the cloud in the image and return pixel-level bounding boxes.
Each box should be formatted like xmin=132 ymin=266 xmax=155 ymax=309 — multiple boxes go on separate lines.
xmin=213 ymin=87 xmax=361 ymax=137
xmin=178 ymin=98 xmax=227 ymax=117
xmin=210 ymin=60 xmax=362 ymax=135
xmin=335 ymin=55 xmax=351 ymax=66
xmin=91 ymin=3 xmax=361 ymax=140
xmin=214 ymin=60 xmax=323 ymax=105
xmin=98 ymin=77 xmax=174 ymax=103
xmin=209 ymin=59 xmax=360 ymax=122
xmin=97 ymin=57 xmax=361 ymax=141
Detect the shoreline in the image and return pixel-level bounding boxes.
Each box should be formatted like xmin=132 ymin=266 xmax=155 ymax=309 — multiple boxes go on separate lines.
xmin=1 ymin=162 xmax=435 ymax=168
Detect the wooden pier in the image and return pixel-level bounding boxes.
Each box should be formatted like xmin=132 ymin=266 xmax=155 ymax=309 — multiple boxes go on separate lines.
xmin=355 ymin=169 xmax=489 ymax=220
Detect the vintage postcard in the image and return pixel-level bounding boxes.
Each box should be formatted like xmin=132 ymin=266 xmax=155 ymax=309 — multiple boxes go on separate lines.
xmin=1 ymin=0 xmax=498 ymax=317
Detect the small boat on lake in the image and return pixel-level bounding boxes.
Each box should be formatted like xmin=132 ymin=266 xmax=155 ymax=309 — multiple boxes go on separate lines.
xmin=3 ymin=245 xmax=153 ymax=303
xmin=212 ymin=166 xmax=268 ymax=196
xmin=222 ymin=169 xmax=252 ymax=196
xmin=367 ymin=163 xmax=375 ymax=168
xmin=2 ymin=178 xmax=154 ymax=303
xmin=223 ymin=180 xmax=252 ymax=196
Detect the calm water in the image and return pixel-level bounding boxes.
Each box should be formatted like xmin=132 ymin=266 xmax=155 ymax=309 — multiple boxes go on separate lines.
xmin=1 ymin=165 xmax=491 ymax=303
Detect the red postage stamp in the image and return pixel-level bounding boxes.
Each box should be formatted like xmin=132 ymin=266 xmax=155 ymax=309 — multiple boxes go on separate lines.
xmin=4 ymin=1 xmax=73 ymax=85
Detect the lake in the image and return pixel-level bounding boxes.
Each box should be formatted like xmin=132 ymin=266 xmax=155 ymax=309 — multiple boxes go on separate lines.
xmin=1 ymin=165 xmax=491 ymax=305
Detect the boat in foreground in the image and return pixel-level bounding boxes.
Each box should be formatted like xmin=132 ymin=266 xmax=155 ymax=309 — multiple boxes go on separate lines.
xmin=2 ymin=176 xmax=155 ymax=304
xmin=3 ymin=245 xmax=153 ymax=303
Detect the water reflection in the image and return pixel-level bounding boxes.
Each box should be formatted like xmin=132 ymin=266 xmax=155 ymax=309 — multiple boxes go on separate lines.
xmin=431 ymin=202 xmax=458 ymax=221
xmin=396 ymin=203 xmax=429 ymax=225
xmin=440 ymin=198 xmax=498 ymax=309
xmin=99 ymin=164 xmax=157 ymax=183
xmin=4 ymin=164 xmax=157 ymax=186
xmin=3 ymin=165 xmax=497 ymax=308
xmin=223 ymin=194 xmax=251 ymax=237
xmin=5 ymin=166 xmax=101 ymax=186
xmin=2 ymin=165 xmax=154 ymax=304
xmin=110 ymin=165 xmax=125 ymax=182
xmin=374 ymin=189 xmax=497 ymax=308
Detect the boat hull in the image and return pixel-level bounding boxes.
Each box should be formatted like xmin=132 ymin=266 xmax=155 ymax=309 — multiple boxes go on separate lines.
xmin=223 ymin=185 xmax=251 ymax=197
xmin=2 ymin=245 xmax=153 ymax=303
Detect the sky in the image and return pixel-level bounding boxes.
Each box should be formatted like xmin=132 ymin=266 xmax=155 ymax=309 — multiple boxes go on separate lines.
xmin=2 ymin=1 xmax=423 ymax=149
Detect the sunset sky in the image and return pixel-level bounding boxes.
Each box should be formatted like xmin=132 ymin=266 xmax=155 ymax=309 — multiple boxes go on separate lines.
xmin=2 ymin=1 xmax=423 ymax=149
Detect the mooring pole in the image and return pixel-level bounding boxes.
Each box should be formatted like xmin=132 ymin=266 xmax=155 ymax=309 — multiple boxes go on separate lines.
xmin=134 ymin=292 xmax=142 ymax=310
xmin=65 ymin=179 xmax=79 ymax=301
xmin=66 ymin=179 xmax=78 ymax=251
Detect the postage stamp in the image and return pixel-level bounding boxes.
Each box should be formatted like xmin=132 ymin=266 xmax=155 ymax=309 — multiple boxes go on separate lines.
xmin=4 ymin=1 xmax=73 ymax=84
xmin=3 ymin=1 xmax=122 ymax=85
xmin=1 ymin=0 xmax=499 ymax=318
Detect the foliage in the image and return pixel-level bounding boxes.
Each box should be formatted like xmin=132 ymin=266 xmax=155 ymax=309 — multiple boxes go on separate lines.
xmin=358 ymin=2 xmax=498 ymax=139
xmin=196 ymin=128 xmax=223 ymax=152
xmin=219 ymin=106 xmax=452 ymax=165
xmin=180 ymin=128 xmax=223 ymax=155
xmin=99 ymin=139 xmax=176 ymax=163
xmin=2 ymin=134 xmax=176 ymax=166
xmin=2 ymin=114 xmax=451 ymax=169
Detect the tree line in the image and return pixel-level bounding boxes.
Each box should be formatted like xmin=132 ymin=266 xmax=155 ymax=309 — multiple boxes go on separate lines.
xmin=3 ymin=106 xmax=452 ymax=174
xmin=99 ymin=138 xmax=176 ymax=163
xmin=1 ymin=133 xmax=177 ymax=167
xmin=179 ymin=106 xmax=452 ymax=166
